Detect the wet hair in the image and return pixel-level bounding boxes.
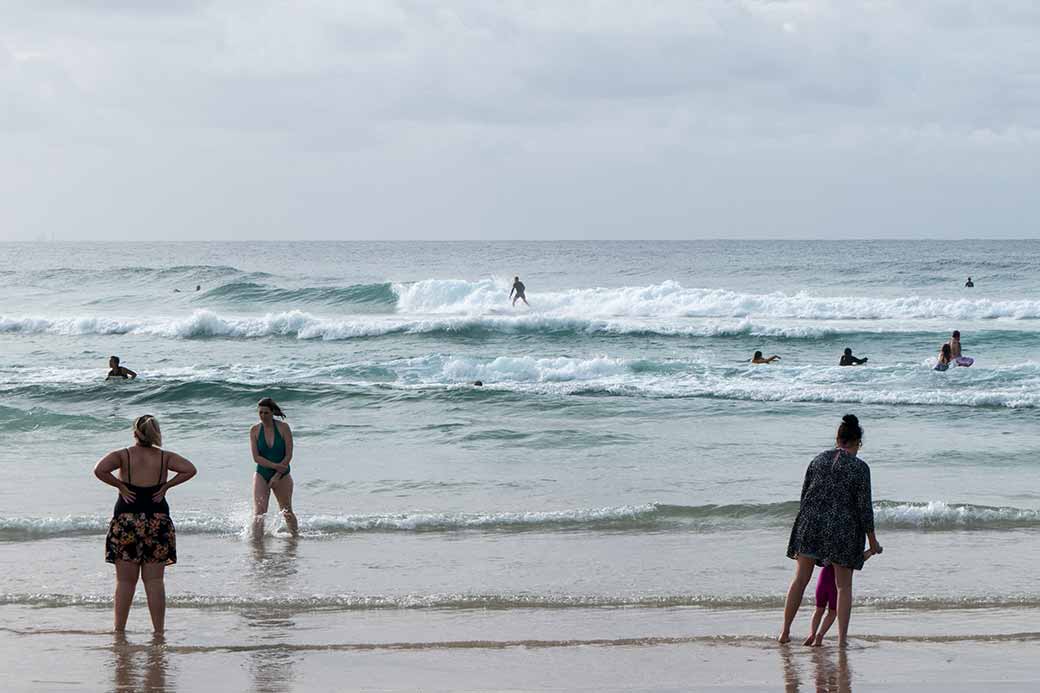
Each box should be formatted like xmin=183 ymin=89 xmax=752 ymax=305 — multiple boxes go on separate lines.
xmin=843 ymin=348 xmax=852 ymax=355
xmin=952 ymin=330 xmax=960 ymax=339
xmin=257 ymin=397 xmax=286 ymax=418
xmin=110 ymin=356 xmax=120 ymax=365
xmin=133 ymin=415 xmax=162 ymax=447
xmin=753 ymin=351 xmax=763 ymax=359
xmin=940 ymin=343 xmax=952 ymax=359
xmin=836 ymin=414 xmax=863 ymax=446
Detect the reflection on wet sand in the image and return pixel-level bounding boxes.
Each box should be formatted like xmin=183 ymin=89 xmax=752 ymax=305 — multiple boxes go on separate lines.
xmin=112 ymin=632 xmax=171 ymax=692
xmin=245 ymin=534 xmax=301 ymax=693
xmin=781 ymin=645 xmax=852 ymax=692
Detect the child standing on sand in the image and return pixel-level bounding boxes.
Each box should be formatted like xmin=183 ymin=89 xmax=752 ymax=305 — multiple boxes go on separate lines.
xmin=803 ymin=548 xmax=878 ymax=646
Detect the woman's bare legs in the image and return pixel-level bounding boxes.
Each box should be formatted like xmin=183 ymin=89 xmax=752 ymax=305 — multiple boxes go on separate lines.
xmin=834 ymin=565 xmax=854 ymax=646
xmin=141 ymin=562 xmax=166 ymax=633
xmin=114 ymin=561 xmax=140 ymax=631
xmin=253 ymin=473 xmax=271 ymax=535
xmin=271 ymin=474 xmax=298 ymax=535
xmin=778 ymin=555 xmax=815 ymax=643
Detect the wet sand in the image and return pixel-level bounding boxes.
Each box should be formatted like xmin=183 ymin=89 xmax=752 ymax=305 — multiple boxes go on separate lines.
xmin=2 ymin=604 xmax=1038 ymax=691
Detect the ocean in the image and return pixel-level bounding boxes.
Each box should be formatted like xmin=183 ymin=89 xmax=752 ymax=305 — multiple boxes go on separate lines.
xmin=1 ymin=240 xmax=1039 ymax=691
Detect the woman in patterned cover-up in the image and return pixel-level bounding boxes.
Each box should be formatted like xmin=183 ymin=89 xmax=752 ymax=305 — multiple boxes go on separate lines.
xmin=778 ymin=414 xmax=882 ymax=647
xmin=94 ymin=415 xmax=197 ymax=632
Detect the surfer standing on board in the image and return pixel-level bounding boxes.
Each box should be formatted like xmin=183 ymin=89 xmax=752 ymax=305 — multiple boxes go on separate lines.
xmin=510 ymin=276 xmax=529 ymax=306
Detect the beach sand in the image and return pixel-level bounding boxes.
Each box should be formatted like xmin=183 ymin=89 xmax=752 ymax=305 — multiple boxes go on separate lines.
xmin=2 ymin=603 xmax=1038 ymax=691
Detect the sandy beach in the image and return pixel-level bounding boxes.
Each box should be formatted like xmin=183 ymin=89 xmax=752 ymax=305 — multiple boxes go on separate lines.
xmin=3 ymin=602 xmax=1039 ymax=691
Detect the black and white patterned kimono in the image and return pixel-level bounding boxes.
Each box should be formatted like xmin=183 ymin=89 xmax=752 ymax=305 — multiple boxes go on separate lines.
xmin=786 ymin=448 xmax=874 ymax=570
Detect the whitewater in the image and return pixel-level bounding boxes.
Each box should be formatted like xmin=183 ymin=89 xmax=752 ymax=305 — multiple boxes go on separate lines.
xmin=2 ymin=240 xmax=1040 ymax=673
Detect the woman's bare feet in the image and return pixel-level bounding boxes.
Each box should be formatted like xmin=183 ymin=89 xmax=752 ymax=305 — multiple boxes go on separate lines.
xmin=777 ymin=632 xmax=791 ymax=644
xmin=802 ymin=634 xmax=816 ymax=646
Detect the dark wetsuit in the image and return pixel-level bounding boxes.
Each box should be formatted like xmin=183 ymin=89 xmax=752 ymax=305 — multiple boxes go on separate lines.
xmin=839 ymin=354 xmax=866 ymax=366
xmin=256 ymin=422 xmax=288 ymax=482
xmin=511 ymin=280 xmax=526 ymax=299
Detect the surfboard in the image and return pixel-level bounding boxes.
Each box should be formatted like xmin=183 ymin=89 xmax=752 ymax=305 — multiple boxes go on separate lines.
xmin=955 ymin=356 xmax=974 ymax=367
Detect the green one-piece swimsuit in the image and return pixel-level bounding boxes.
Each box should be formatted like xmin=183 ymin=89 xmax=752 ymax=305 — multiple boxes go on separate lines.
xmin=256 ymin=423 xmax=288 ymax=482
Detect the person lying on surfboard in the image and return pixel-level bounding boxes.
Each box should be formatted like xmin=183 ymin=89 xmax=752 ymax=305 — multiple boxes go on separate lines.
xmin=751 ymin=351 xmax=780 ymax=364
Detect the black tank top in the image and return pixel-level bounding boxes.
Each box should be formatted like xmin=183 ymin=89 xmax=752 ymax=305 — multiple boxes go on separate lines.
xmin=112 ymin=447 xmax=171 ymax=517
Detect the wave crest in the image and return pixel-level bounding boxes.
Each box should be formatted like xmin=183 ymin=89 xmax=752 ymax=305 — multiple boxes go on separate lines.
xmin=1 ymin=501 xmax=1036 ymax=541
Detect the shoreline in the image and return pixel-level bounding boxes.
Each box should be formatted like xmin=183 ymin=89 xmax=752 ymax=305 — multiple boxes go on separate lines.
xmin=3 ymin=605 xmax=1039 ymax=692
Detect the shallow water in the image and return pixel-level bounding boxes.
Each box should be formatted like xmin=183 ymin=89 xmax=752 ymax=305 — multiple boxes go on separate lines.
xmin=1 ymin=241 xmax=1038 ymax=689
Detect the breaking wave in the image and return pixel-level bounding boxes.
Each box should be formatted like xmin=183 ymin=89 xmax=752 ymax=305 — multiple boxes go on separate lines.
xmin=2 ymin=501 xmax=1037 ymax=542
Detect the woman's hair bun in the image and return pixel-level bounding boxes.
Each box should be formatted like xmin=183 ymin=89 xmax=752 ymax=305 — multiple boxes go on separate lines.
xmin=837 ymin=413 xmax=863 ymax=445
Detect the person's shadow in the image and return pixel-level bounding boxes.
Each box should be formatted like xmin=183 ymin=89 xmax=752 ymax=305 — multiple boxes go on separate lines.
xmin=780 ymin=645 xmax=853 ymax=692
xmin=112 ymin=632 xmax=170 ymax=692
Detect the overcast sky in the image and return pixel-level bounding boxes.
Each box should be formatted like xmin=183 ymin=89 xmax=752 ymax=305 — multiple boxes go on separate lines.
xmin=2 ymin=1 xmax=1039 ymax=240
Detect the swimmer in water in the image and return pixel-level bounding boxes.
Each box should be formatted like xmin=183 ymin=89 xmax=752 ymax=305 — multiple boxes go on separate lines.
xmin=473 ymin=380 xmax=484 ymax=387
xmin=509 ymin=276 xmax=529 ymax=306
xmin=935 ymin=343 xmax=952 ymax=371
xmin=751 ymin=351 xmax=780 ymax=364
xmin=106 ymin=356 xmax=138 ymax=380
xmin=965 ymin=277 xmax=974 ymax=288
xmin=839 ymin=348 xmax=868 ymax=366
xmin=947 ymin=330 xmax=962 ymax=359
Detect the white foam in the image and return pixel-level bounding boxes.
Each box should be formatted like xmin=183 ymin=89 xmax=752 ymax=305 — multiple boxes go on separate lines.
xmin=875 ymin=501 xmax=1040 ymax=527
xmin=392 ymin=279 xmax=1040 ymax=322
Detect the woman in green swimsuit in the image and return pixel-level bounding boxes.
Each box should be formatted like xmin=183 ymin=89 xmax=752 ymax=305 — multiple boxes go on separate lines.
xmin=250 ymin=397 xmax=298 ymax=535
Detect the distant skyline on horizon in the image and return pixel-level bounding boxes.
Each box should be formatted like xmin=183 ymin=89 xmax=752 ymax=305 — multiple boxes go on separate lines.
xmin=3 ymin=1 xmax=1039 ymax=242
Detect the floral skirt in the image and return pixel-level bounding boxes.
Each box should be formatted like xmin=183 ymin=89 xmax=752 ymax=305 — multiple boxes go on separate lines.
xmin=105 ymin=513 xmax=177 ymax=566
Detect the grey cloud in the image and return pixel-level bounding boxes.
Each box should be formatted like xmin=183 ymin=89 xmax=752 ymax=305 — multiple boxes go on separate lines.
xmin=1 ymin=0 xmax=1039 ymax=240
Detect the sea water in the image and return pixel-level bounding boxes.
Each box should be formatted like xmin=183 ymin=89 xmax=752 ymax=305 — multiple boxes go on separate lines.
xmin=1 ymin=241 xmax=1039 ymax=686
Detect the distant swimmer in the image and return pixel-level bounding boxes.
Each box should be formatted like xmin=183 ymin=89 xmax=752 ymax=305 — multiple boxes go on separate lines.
xmin=107 ymin=356 xmax=137 ymax=380
xmin=935 ymin=343 xmax=952 ymax=371
xmin=509 ymin=276 xmax=529 ymax=306
xmin=947 ymin=330 xmax=974 ymax=367
xmin=839 ymin=348 xmax=868 ymax=366
xmin=473 ymin=380 xmax=484 ymax=387
xmin=751 ymin=350 xmax=781 ymax=364
xmin=965 ymin=277 xmax=974 ymax=288
xmin=195 ymin=284 xmax=201 ymax=292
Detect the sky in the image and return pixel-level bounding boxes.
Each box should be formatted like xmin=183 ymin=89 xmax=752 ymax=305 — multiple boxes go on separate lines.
xmin=2 ymin=0 xmax=1039 ymax=241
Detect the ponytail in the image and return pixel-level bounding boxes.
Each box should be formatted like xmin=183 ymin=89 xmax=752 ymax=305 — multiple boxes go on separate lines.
xmin=133 ymin=414 xmax=162 ymax=447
